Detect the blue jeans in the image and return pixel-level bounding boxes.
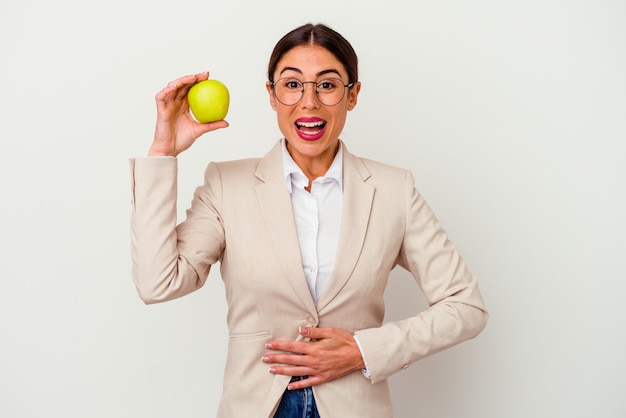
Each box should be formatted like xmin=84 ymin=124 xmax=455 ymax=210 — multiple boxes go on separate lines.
xmin=273 ymin=376 xmax=320 ymax=418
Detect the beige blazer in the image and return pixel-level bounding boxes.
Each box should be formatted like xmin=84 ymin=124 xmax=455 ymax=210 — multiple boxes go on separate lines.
xmin=129 ymin=140 xmax=488 ymax=417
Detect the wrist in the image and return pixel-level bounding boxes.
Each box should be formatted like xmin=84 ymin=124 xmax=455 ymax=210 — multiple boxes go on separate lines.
xmin=352 ymin=333 xmax=371 ymax=378
xmin=148 ymin=144 xmax=176 ymax=157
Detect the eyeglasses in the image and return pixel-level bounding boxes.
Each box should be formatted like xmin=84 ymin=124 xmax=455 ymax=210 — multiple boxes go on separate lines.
xmin=270 ymin=77 xmax=355 ymax=106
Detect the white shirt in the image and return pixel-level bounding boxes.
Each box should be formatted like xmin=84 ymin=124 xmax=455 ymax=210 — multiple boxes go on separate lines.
xmin=281 ymin=138 xmax=372 ymax=378
xmin=281 ymin=138 xmax=343 ymax=303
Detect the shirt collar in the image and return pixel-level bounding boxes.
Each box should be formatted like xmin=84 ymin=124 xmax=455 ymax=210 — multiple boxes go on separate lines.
xmin=281 ymin=138 xmax=344 ymax=194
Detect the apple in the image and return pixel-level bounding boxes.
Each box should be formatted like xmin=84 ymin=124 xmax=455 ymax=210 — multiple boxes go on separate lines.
xmin=187 ymin=79 xmax=230 ymax=123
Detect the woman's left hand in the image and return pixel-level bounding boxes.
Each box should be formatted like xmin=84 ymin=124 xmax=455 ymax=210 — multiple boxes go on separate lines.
xmin=262 ymin=326 xmax=366 ymax=389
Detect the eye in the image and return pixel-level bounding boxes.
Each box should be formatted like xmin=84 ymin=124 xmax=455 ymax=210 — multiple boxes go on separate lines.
xmin=282 ymin=79 xmax=303 ymax=90
xmin=317 ymin=79 xmax=339 ymax=91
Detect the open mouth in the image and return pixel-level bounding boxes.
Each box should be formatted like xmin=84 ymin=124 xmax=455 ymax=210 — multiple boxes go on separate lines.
xmin=295 ymin=120 xmax=326 ymax=135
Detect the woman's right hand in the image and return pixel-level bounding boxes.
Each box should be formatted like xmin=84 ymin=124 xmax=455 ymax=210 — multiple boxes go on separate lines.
xmin=148 ymin=72 xmax=229 ymax=157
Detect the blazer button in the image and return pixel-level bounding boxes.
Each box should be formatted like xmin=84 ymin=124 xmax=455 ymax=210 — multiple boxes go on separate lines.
xmin=305 ymin=315 xmax=316 ymax=325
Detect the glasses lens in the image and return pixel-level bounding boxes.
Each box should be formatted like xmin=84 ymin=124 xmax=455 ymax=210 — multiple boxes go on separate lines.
xmin=316 ymin=78 xmax=347 ymax=106
xmin=273 ymin=79 xmax=303 ymax=106
xmin=273 ymin=78 xmax=349 ymax=106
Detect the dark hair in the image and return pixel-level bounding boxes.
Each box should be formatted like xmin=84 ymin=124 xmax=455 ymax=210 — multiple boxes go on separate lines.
xmin=267 ymin=23 xmax=359 ymax=84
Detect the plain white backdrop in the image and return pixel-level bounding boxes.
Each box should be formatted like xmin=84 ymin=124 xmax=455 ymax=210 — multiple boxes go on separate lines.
xmin=1 ymin=0 xmax=624 ymax=417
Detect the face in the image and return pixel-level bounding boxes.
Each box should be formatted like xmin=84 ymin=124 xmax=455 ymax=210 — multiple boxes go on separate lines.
xmin=266 ymin=45 xmax=361 ymax=170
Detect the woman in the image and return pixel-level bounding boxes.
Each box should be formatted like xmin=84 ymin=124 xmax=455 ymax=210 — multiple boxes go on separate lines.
xmin=130 ymin=23 xmax=488 ymax=418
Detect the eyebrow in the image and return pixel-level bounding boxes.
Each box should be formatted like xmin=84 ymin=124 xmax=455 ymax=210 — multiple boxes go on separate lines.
xmin=278 ymin=67 xmax=342 ymax=78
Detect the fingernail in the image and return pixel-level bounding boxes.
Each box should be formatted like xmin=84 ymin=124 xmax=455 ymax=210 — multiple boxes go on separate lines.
xmin=265 ymin=343 xmax=273 ymax=349
xmin=269 ymin=367 xmax=277 ymax=374
xmin=287 ymin=385 xmax=294 ymax=391
xmin=262 ymin=356 xmax=269 ymax=363
xmin=299 ymin=326 xmax=308 ymax=336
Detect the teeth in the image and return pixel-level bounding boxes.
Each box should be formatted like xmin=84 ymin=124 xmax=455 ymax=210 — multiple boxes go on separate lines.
xmin=297 ymin=121 xmax=324 ymax=128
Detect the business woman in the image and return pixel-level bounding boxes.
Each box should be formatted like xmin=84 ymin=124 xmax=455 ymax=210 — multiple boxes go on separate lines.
xmin=130 ymin=23 xmax=488 ymax=418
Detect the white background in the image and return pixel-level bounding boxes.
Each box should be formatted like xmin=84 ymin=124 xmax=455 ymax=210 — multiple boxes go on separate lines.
xmin=1 ymin=1 xmax=625 ymax=417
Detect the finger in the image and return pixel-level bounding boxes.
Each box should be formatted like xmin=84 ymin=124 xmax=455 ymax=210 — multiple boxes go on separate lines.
xmin=287 ymin=375 xmax=324 ymax=391
xmin=155 ymin=72 xmax=210 ymax=103
xmin=268 ymin=365 xmax=315 ymax=377
xmin=173 ymin=76 xmax=198 ymax=101
xmin=166 ymin=71 xmax=209 ymax=89
xmin=299 ymin=326 xmax=337 ymax=340
xmin=262 ymin=353 xmax=310 ymax=367
xmin=155 ymin=83 xmax=181 ymax=104
xmin=265 ymin=340 xmax=311 ymax=355
xmin=174 ymin=72 xmax=211 ymax=100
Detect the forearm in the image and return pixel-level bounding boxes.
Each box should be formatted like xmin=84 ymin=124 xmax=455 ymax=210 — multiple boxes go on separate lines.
xmin=354 ymin=298 xmax=487 ymax=383
xmin=129 ymin=156 xmax=204 ymax=303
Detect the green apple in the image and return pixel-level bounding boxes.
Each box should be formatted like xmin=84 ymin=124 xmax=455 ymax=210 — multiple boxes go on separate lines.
xmin=187 ymin=79 xmax=230 ymax=123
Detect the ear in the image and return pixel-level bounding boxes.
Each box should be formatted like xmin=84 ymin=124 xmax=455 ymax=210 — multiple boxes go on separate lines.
xmin=266 ymin=81 xmax=278 ymax=111
xmin=346 ymin=81 xmax=361 ymax=111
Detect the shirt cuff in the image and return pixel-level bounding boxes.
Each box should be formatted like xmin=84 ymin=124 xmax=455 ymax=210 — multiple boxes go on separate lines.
xmin=352 ymin=334 xmax=372 ymax=379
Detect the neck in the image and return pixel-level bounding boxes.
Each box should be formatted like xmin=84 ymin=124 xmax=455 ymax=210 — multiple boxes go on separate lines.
xmin=286 ymin=141 xmax=339 ymax=185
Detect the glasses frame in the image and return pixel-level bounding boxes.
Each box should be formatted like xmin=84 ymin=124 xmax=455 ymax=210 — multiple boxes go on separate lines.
xmin=269 ymin=77 xmax=356 ymax=106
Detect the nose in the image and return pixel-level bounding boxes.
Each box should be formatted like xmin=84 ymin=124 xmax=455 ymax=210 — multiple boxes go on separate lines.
xmin=300 ymin=82 xmax=320 ymax=108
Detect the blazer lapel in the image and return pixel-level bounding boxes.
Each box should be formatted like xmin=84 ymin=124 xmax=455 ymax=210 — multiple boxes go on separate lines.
xmin=255 ymin=141 xmax=317 ymax=313
xmin=317 ymin=146 xmax=374 ymax=312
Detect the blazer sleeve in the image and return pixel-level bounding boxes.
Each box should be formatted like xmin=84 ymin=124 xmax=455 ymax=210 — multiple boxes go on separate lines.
xmin=129 ymin=157 xmax=224 ymax=304
xmin=353 ymin=170 xmax=488 ymax=383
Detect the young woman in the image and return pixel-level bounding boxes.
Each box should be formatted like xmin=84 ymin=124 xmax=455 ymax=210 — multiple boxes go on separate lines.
xmin=130 ymin=23 xmax=488 ymax=418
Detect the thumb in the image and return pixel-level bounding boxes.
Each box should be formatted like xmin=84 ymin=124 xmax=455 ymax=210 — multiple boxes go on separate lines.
xmin=195 ymin=120 xmax=229 ymax=137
